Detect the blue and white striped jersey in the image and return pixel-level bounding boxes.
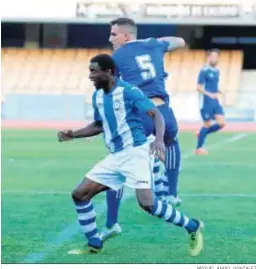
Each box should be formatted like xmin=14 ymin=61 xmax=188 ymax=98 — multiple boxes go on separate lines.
xmin=92 ymin=79 xmax=155 ymax=153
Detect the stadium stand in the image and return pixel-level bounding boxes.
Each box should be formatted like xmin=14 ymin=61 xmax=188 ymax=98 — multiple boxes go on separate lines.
xmin=1 ymin=48 xmax=243 ymax=106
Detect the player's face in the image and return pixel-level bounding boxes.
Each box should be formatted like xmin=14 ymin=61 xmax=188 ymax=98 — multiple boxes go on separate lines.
xmin=109 ymin=24 xmax=128 ymax=50
xmin=89 ymin=62 xmax=110 ymax=89
xmin=208 ymin=52 xmax=219 ymax=66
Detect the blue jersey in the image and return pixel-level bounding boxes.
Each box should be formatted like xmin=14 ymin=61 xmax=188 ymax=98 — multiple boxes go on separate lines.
xmin=92 ymin=79 xmax=155 ymax=153
xmin=112 ymin=38 xmax=170 ymax=103
xmin=197 ymin=65 xmax=220 ymax=107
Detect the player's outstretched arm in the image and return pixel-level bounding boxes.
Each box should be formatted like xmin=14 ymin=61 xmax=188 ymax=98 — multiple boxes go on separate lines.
xmin=58 ymin=121 xmax=103 ymax=142
xmin=157 ymin=36 xmax=186 ymax=51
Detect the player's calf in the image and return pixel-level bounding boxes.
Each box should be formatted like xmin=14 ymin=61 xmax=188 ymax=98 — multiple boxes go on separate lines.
xmin=136 ymin=189 xmax=154 ymax=213
xmin=196 ymin=121 xmax=211 ymax=150
xmin=71 ymin=178 xmax=108 ymax=253
xmin=136 ymin=189 xmax=204 ymax=256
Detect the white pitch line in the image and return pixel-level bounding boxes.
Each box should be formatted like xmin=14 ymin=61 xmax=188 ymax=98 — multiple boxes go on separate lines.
xmin=19 ymin=132 xmax=248 ymax=263
xmin=3 ymin=190 xmax=256 ymax=198
xmin=182 ymin=193 xmax=256 ymax=198
xmin=22 ymin=191 xmax=134 ymax=263
xmin=184 ymin=162 xmax=256 ymax=169
xmin=182 ymin=132 xmax=248 ymax=160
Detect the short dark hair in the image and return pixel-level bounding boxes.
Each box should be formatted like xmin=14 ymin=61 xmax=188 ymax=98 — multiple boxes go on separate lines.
xmin=90 ymin=54 xmax=116 ymax=75
xmin=110 ymin=17 xmax=137 ymax=35
xmin=208 ymin=48 xmax=220 ymax=55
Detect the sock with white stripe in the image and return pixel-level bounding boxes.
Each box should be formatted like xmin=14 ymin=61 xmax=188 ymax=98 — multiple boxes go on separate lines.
xmin=73 ymin=199 xmax=102 ymax=248
xmin=154 ymin=158 xmax=169 ymax=197
xmin=165 ymin=139 xmax=181 ymax=197
xmin=151 ymin=197 xmax=198 ymax=233
xmin=153 ymin=157 xmax=164 ymax=196
xmin=106 ymin=188 xmax=123 ymax=228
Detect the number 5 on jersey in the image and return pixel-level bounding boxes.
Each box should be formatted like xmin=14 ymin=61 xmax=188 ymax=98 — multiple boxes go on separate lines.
xmin=136 ymin=54 xmax=156 ymax=81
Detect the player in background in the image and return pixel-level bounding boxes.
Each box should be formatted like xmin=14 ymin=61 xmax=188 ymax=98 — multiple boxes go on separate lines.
xmin=58 ymin=54 xmax=204 ymax=257
xmin=102 ymin=17 xmax=185 ymax=240
xmin=195 ymin=49 xmax=225 ymax=155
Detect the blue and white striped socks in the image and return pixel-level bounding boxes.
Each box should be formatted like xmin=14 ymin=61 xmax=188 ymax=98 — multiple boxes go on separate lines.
xmin=73 ymin=199 xmax=102 ymax=248
xmin=151 ymin=197 xmax=198 ymax=233
xmin=153 ymin=158 xmax=169 ymax=198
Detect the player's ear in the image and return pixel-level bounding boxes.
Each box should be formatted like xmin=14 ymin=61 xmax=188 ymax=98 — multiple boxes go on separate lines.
xmin=106 ymin=69 xmax=112 ymax=76
xmin=124 ymin=32 xmax=129 ymax=42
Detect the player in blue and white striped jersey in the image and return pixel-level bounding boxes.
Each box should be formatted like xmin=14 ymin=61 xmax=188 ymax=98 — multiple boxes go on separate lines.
xmin=58 ymin=54 xmax=204 ymax=256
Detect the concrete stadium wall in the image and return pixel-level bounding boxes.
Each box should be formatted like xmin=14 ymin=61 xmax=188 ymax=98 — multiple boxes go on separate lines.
xmin=3 ymin=94 xmax=89 ymax=121
xmin=2 ymin=93 xmax=255 ymax=122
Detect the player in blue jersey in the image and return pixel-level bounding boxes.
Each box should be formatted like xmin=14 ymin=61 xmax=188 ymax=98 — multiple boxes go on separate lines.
xmin=195 ymin=49 xmax=225 ymax=155
xmin=58 ymin=54 xmax=204 ymax=256
xmin=102 ymin=17 xmax=184 ymax=240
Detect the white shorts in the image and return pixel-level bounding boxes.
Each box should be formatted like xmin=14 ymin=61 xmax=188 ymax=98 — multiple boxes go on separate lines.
xmin=86 ymin=143 xmax=154 ymax=191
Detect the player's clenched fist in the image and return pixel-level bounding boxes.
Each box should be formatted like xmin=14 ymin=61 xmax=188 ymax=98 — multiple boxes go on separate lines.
xmin=58 ymin=130 xmax=74 ymax=142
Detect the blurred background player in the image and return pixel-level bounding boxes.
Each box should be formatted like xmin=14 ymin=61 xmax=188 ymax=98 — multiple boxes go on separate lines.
xmin=102 ymin=17 xmax=185 ymax=241
xmin=195 ymin=49 xmax=226 ymax=155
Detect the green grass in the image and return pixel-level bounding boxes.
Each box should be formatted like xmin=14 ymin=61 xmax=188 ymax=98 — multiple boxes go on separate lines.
xmin=1 ymin=130 xmax=256 ymax=264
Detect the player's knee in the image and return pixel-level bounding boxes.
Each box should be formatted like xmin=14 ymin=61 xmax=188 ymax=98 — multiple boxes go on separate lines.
xmin=71 ymin=188 xmax=86 ymax=202
xmin=71 ymin=185 xmax=91 ymax=202
xmin=138 ymin=202 xmax=154 ymax=213
xmin=203 ymin=121 xmax=211 ymax=128
xmin=218 ymin=120 xmax=225 ymax=128
xmin=215 ymin=115 xmax=225 ymax=128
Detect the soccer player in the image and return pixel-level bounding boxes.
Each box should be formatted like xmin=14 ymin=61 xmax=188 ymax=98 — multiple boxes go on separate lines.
xmin=195 ymin=49 xmax=225 ymax=155
xmin=58 ymin=54 xmax=204 ymax=256
xmin=102 ymin=17 xmax=184 ymax=239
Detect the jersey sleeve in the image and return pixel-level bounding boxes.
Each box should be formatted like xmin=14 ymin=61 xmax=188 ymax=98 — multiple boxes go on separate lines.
xmin=146 ymin=38 xmax=169 ymax=53
xmin=127 ymin=86 xmax=155 ymax=112
xmin=92 ymin=92 xmax=102 ymax=122
xmin=197 ymin=69 xmax=206 ymax=85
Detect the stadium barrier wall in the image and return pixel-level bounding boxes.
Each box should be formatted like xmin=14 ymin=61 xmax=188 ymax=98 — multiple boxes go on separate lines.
xmin=1 ymin=94 xmax=256 ymax=131
xmin=3 ymin=94 xmax=87 ymax=121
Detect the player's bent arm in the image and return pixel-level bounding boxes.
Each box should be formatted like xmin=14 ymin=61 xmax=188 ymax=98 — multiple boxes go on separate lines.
xmin=128 ymin=87 xmax=165 ymax=141
xmin=147 ymin=108 xmax=165 ymax=142
xmin=72 ymin=121 xmax=103 ymax=139
xmin=197 ymin=84 xmax=212 ymax=97
xmin=157 ymin=37 xmax=186 ymax=51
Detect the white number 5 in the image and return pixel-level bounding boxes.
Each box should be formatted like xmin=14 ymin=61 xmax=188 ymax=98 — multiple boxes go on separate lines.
xmin=135 ymin=54 xmax=156 ymax=81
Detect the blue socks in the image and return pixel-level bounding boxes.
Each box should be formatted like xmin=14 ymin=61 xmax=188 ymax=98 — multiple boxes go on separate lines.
xmin=106 ymin=188 xmax=123 ymax=228
xmin=197 ymin=124 xmax=223 ymax=148
xmin=165 ymin=139 xmax=181 ymax=197
xmin=207 ymin=123 xmax=222 ymax=134
xmin=197 ymin=127 xmax=208 ymax=148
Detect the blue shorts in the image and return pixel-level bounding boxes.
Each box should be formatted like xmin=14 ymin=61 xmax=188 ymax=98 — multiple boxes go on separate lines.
xmin=200 ymin=102 xmax=224 ymax=121
xmin=140 ymin=104 xmax=178 ymax=145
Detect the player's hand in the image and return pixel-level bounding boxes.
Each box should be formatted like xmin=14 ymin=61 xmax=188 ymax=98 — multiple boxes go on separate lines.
xmin=150 ymin=139 xmax=165 ymax=158
xmin=207 ymin=93 xmax=218 ymax=100
xmin=58 ymin=130 xmax=74 ymax=142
